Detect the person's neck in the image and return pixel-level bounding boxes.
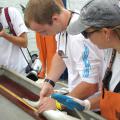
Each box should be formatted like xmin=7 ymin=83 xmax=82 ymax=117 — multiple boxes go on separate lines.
xmin=61 ymin=8 xmax=72 ymax=31
xmin=113 ymin=38 xmax=120 ymax=53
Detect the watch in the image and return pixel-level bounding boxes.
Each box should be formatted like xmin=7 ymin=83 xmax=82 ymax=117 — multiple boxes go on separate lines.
xmin=44 ymin=79 xmax=55 ymax=87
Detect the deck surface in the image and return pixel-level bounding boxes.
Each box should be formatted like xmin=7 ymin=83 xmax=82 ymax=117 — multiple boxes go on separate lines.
xmin=0 ymin=76 xmax=46 ymax=120
xmin=0 ymin=95 xmax=35 ymax=120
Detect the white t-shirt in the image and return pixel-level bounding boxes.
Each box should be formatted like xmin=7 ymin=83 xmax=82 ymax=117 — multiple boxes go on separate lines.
xmin=56 ymin=13 xmax=105 ymax=91
xmin=0 ymin=7 xmax=28 ymax=74
xmin=104 ymin=48 xmax=120 ymax=91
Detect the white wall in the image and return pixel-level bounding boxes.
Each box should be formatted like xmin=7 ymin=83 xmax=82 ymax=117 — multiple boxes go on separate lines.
xmin=67 ymin=0 xmax=91 ymax=11
xmin=67 ymin=0 xmax=81 ymax=10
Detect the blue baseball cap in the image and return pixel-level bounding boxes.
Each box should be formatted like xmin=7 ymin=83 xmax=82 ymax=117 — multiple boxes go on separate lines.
xmin=67 ymin=0 xmax=120 ymax=35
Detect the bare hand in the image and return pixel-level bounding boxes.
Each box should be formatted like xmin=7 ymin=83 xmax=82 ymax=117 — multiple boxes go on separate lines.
xmin=0 ymin=29 xmax=6 ymax=37
xmin=40 ymin=82 xmax=54 ymax=99
xmin=37 ymin=97 xmax=56 ymax=114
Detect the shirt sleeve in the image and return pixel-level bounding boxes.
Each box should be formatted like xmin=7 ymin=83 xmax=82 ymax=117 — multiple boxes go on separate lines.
xmin=70 ymin=34 xmax=103 ymax=84
xmin=8 ymin=7 xmax=28 ymax=36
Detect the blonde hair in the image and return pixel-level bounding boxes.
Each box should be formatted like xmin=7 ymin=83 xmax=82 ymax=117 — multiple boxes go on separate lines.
xmin=55 ymin=0 xmax=64 ymax=7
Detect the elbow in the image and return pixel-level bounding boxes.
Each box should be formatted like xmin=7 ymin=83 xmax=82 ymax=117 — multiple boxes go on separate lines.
xmin=23 ymin=44 xmax=27 ymax=48
xmin=21 ymin=39 xmax=27 ymax=48
xmin=23 ymin=40 xmax=28 ymax=48
xmin=89 ymin=83 xmax=99 ymax=95
xmin=22 ymin=36 xmax=28 ymax=48
xmin=20 ymin=33 xmax=28 ymax=48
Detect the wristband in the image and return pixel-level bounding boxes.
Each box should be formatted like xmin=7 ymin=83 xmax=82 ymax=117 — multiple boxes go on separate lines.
xmin=44 ymin=79 xmax=55 ymax=87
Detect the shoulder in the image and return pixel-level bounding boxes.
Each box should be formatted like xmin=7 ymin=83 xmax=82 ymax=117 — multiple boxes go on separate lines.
xmin=70 ymin=11 xmax=80 ymax=23
xmin=8 ymin=7 xmax=19 ymax=13
xmin=7 ymin=7 xmax=21 ymax=17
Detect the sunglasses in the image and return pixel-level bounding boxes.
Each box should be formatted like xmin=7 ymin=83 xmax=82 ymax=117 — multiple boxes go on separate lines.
xmin=81 ymin=29 xmax=100 ymax=39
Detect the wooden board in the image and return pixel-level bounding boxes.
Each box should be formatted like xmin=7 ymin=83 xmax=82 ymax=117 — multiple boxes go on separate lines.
xmin=0 ymin=76 xmax=46 ymax=120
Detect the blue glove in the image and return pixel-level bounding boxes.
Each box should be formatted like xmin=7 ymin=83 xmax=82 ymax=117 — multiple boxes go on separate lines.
xmin=51 ymin=93 xmax=85 ymax=111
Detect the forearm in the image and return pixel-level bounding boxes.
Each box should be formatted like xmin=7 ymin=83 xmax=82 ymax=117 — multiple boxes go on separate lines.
xmin=2 ymin=32 xmax=28 ymax=48
xmin=69 ymin=82 xmax=98 ymax=100
xmin=46 ymin=53 xmax=66 ymax=82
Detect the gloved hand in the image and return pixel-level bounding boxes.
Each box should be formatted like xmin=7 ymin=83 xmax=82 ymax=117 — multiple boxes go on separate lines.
xmin=51 ymin=93 xmax=91 ymax=111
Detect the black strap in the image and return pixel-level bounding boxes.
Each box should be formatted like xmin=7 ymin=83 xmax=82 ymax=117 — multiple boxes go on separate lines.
xmin=4 ymin=7 xmax=32 ymax=69
xmin=103 ymin=49 xmax=116 ymax=90
xmin=4 ymin=7 xmax=17 ymax=36
xmin=114 ymin=81 xmax=120 ymax=93
xmin=44 ymin=79 xmax=55 ymax=87
xmin=102 ymin=49 xmax=116 ymax=98
xmin=58 ymin=11 xmax=74 ymax=58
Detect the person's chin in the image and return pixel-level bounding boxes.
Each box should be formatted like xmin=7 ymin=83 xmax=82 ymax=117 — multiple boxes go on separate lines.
xmin=98 ymin=45 xmax=106 ymax=49
xmin=94 ymin=44 xmax=104 ymax=49
xmin=98 ymin=46 xmax=102 ymax=49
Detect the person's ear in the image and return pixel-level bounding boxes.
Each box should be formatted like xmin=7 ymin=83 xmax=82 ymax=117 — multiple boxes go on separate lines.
xmin=102 ymin=28 xmax=111 ymax=41
xmin=51 ymin=14 xmax=59 ymax=23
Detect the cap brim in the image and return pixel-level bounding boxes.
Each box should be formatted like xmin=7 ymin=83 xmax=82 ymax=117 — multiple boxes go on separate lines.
xmin=67 ymin=16 xmax=89 ymax=35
